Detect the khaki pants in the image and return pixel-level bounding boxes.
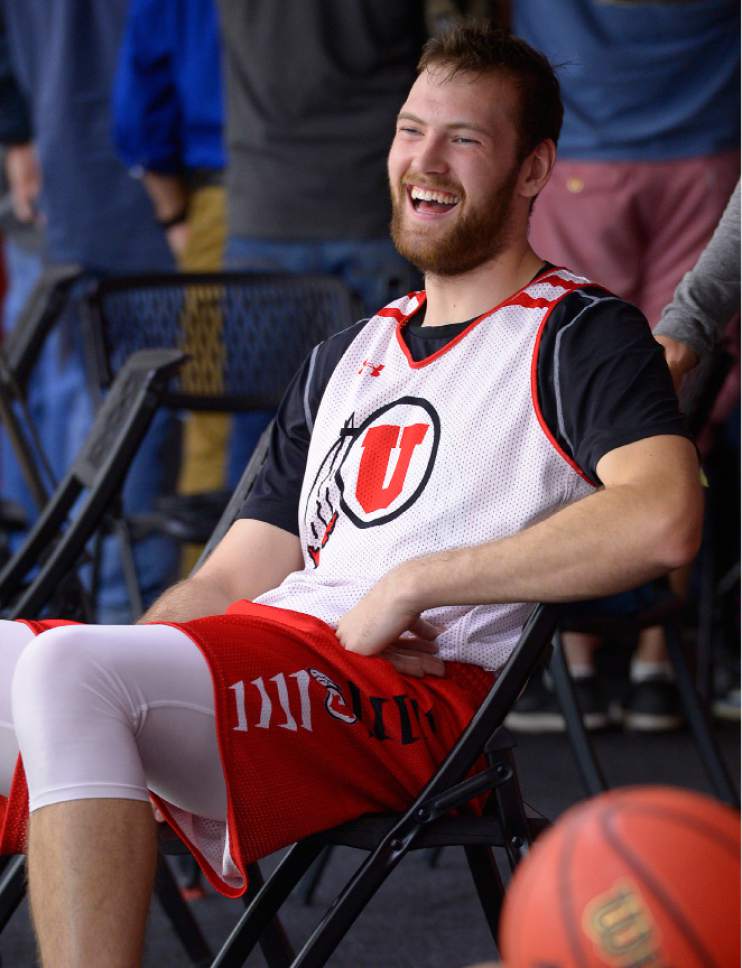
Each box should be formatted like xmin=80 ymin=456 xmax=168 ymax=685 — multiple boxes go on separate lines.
xmin=176 ymin=185 xmax=230 ymax=571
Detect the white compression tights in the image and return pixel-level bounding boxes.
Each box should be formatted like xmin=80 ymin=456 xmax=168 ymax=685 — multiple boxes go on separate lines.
xmin=0 ymin=619 xmax=227 ymax=820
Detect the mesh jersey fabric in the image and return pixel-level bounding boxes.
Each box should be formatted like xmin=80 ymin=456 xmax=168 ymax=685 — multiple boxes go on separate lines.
xmin=254 ymin=267 xmax=595 ymax=670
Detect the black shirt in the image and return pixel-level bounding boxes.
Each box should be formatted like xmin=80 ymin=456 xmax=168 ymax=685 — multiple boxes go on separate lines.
xmin=239 ymin=280 xmax=687 ymax=535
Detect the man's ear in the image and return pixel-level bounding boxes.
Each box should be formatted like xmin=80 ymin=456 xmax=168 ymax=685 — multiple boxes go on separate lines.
xmin=518 ymin=138 xmax=556 ymax=201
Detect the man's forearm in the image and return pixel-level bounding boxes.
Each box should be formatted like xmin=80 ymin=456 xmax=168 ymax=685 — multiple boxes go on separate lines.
xmin=337 ymin=437 xmax=704 ymax=659
xmin=138 ymin=574 xmax=233 ymax=624
xmin=395 ymin=480 xmax=701 ymax=614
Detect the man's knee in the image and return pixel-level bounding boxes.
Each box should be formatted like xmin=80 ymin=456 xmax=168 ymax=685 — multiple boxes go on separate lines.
xmin=11 ymin=626 xmax=108 ymax=730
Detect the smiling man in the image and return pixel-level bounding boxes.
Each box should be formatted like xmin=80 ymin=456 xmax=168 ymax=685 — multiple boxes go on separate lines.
xmin=0 ymin=22 xmax=703 ymax=966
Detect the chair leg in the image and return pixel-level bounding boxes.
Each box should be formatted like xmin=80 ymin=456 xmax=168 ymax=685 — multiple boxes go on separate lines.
xmin=695 ymin=511 xmax=718 ymax=702
xmin=111 ymin=514 xmax=145 ymax=618
xmin=289 ymin=828 xmax=421 ymax=968
xmin=0 ymin=856 xmax=26 ymax=933
xmin=298 ymin=845 xmax=333 ymax=906
xmin=549 ymin=633 xmax=608 ymax=797
xmin=664 ymin=619 xmax=739 ymax=807
xmin=243 ymin=862 xmax=296 ymax=968
xmin=463 ymin=845 xmax=506 ymax=949
xmin=211 ymin=839 xmax=323 ymax=968
xmin=154 ymin=852 xmax=212 ymax=966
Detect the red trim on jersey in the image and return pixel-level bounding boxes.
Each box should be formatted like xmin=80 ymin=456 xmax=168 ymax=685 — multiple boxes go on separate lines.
xmin=393 ymin=268 xmax=588 ymax=370
xmin=377 ymin=291 xmax=426 ymax=323
xmin=529 ymin=289 xmax=598 ymax=488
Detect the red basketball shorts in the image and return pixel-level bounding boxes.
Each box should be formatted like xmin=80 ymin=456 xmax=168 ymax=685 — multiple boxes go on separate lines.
xmin=0 ymin=602 xmax=493 ymax=897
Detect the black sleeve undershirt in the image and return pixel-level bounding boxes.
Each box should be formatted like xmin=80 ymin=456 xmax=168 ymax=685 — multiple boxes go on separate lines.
xmin=237 ymin=319 xmax=368 ymax=535
xmin=238 ymin=285 xmax=689 ymax=533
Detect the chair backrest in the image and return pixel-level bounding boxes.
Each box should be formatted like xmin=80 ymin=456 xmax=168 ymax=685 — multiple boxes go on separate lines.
xmin=83 ymin=271 xmax=358 ymax=411
xmin=195 ymin=422 xmax=273 ymax=568
xmin=0 ymin=349 xmax=185 ymax=619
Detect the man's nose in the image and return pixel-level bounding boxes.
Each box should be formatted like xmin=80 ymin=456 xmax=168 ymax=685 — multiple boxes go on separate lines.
xmin=414 ymin=134 xmax=449 ymax=175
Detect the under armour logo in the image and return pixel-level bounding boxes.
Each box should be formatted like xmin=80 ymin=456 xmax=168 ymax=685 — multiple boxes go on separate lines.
xmin=357 ymin=360 xmax=385 ymax=378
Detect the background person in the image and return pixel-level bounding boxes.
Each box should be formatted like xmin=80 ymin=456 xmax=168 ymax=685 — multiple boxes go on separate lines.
xmin=0 ymin=0 xmax=178 ymax=622
xmin=505 ymin=0 xmax=739 ymax=733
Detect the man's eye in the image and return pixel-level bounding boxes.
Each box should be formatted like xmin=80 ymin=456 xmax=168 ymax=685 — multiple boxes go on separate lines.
xmin=398 ymin=126 xmax=422 ymax=136
xmin=453 ymin=136 xmax=479 ymax=145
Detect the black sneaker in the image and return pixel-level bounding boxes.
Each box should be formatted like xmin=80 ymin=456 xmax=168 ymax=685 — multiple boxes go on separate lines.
xmin=712 ymin=686 xmax=741 ymax=722
xmin=622 ymin=677 xmax=683 ymax=732
xmin=505 ymin=673 xmax=609 ymax=733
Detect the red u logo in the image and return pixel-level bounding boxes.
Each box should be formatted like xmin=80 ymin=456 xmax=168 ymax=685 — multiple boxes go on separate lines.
xmin=355 ymin=423 xmax=429 ymax=513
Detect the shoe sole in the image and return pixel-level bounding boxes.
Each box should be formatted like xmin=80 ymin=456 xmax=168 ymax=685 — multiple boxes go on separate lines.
xmin=504 ymin=711 xmax=609 ymax=733
xmin=712 ymin=704 xmax=741 ymax=722
xmin=622 ymin=712 xmax=683 ymax=732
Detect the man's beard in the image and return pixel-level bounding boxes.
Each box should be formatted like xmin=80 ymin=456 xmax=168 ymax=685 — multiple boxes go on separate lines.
xmin=389 ymin=170 xmax=519 ymax=277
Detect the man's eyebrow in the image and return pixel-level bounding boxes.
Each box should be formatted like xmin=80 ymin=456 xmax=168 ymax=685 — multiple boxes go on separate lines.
xmin=396 ymin=112 xmax=490 ymax=135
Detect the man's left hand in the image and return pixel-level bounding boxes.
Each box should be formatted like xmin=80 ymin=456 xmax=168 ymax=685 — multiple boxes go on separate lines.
xmin=336 ymin=570 xmax=443 ymax=675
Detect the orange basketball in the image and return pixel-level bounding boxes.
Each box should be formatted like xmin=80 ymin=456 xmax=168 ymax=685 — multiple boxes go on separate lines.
xmin=500 ymin=786 xmax=740 ymax=968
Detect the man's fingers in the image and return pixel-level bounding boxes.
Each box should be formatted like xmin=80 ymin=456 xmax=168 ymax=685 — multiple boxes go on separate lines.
xmin=396 ymin=634 xmax=438 ymax=654
xmin=385 ymin=654 xmax=444 ymax=678
xmin=385 ymin=646 xmax=445 ymax=678
xmin=411 ymin=616 xmax=439 ymax=640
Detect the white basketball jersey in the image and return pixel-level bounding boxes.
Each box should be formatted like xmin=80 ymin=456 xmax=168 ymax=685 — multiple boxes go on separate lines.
xmin=255 ymin=268 xmax=596 ymax=670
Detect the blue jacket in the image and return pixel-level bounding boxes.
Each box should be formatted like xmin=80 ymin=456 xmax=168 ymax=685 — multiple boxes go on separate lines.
xmin=114 ymin=0 xmax=224 ymax=173
xmin=1 ymin=0 xmax=172 ymax=272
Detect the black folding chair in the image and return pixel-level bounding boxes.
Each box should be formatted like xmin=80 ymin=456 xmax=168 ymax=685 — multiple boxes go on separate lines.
xmin=83 ymin=271 xmax=357 ymax=557
xmin=545 ymin=350 xmax=740 ymax=807
xmin=550 ymin=588 xmax=739 ymax=806
xmin=199 ymin=605 xmax=557 ymax=968
xmin=0 ymin=348 xmax=219 ymax=966
xmin=150 ymin=428 xmax=546 ymax=966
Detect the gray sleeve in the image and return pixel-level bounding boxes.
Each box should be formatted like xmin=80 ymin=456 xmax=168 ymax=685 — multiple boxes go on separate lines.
xmin=654 ymin=181 xmax=740 ymax=360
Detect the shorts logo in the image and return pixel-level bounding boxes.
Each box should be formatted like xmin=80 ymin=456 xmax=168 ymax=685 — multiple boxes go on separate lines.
xmin=308 ymin=668 xmax=358 ymax=723
xmin=304 ymin=396 xmax=440 ymax=565
xmin=228 ymin=668 xmax=438 ymax=745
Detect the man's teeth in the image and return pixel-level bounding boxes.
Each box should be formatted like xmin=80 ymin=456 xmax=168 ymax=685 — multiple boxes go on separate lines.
xmin=410 ymin=186 xmax=459 ymax=205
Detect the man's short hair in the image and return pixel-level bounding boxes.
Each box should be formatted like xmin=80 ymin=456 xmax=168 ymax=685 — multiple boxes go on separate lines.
xmin=417 ymin=20 xmax=563 ymax=160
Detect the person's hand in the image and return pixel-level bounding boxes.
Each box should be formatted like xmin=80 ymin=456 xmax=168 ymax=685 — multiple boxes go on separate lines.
xmin=5 ymin=143 xmax=42 ymax=223
xmin=655 ymin=334 xmax=699 ymax=394
xmin=382 ymin=638 xmax=445 ymax=678
xmin=336 ymin=568 xmax=444 ymax=676
xmin=166 ymin=220 xmax=191 ymax=260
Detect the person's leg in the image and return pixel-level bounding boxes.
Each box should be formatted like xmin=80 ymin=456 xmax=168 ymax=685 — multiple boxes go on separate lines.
xmin=28 ymin=798 xmax=157 ymax=968
xmin=527 ymin=159 xmax=645 ymax=305
xmin=6 ymin=621 xmax=225 ymax=966
xmin=0 ymin=620 xmax=36 ymax=792
xmin=177 ymin=186 xmax=230 ymax=495
xmin=0 ymin=240 xmax=44 ymax=527
xmin=637 ymin=150 xmax=740 ymax=327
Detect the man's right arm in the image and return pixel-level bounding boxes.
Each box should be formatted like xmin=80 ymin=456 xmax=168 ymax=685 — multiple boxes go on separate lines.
xmin=139 ymin=519 xmax=303 ymax=624
xmin=141 ymin=323 xmax=366 ymax=625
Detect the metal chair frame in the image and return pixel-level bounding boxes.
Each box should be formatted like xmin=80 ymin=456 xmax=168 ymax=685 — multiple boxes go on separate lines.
xmin=0 ymin=348 xmax=218 ymax=966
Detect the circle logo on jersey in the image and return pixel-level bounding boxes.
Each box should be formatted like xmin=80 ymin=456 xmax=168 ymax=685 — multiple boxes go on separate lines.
xmin=337 ymin=397 xmax=440 ymax=527
xmin=303 ymin=396 xmax=440 ymax=566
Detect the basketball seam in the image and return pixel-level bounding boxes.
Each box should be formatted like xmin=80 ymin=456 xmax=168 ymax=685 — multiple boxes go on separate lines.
xmin=602 ymin=803 xmax=724 ymax=968
xmin=559 ymin=816 xmax=592 ymax=968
